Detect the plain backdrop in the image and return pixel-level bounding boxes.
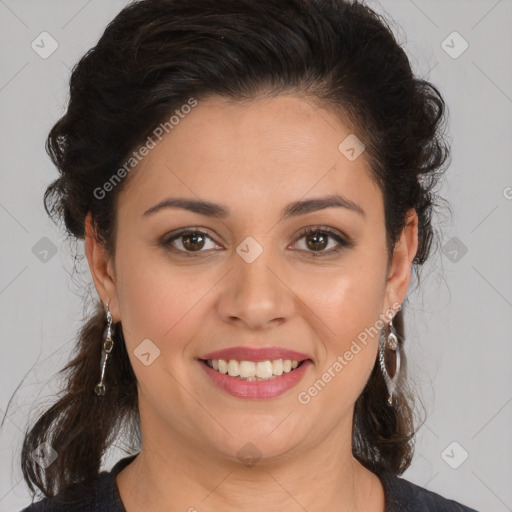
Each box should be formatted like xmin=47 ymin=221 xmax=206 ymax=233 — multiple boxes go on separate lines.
xmin=1 ymin=1 xmax=511 ymax=511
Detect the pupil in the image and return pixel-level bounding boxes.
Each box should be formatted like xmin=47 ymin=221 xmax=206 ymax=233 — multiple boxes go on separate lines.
xmin=183 ymin=233 xmax=205 ymax=251
xmin=307 ymin=232 xmax=327 ymax=251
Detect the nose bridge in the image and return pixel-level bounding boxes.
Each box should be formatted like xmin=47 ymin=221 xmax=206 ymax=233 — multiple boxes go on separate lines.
xmin=218 ymin=239 xmax=294 ymax=328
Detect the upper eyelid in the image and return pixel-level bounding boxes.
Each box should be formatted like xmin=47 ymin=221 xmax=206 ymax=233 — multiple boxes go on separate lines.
xmin=163 ymin=226 xmax=349 ymax=249
xmin=165 ymin=227 xmax=220 ymax=243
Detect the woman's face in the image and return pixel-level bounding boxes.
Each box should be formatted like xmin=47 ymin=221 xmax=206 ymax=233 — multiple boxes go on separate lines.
xmin=86 ymin=94 xmax=417 ymax=465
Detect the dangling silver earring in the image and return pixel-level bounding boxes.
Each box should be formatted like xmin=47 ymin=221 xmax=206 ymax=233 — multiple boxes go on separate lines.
xmin=94 ymin=302 xmax=115 ymax=396
xmin=379 ymin=311 xmax=401 ymax=406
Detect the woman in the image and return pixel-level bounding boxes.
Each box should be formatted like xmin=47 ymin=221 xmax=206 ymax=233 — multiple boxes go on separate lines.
xmin=19 ymin=0 xmax=479 ymax=510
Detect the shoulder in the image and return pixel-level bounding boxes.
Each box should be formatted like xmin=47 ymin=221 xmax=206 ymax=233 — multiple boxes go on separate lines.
xmin=377 ymin=468 xmax=480 ymax=512
xmin=18 ymin=455 xmax=137 ymax=512
xmin=18 ymin=478 xmax=104 ymax=512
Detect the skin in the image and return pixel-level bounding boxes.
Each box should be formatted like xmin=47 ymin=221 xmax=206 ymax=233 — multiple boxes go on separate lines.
xmin=85 ymin=94 xmax=418 ymax=512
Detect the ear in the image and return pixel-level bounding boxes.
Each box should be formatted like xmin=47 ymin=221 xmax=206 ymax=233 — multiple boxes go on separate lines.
xmin=84 ymin=212 xmax=120 ymax=322
xmin=383 ymin=208 xmax=419 ymax=313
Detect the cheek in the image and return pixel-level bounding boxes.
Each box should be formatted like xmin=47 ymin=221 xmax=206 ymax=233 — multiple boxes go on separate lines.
xmin=300 ymin=267 xmax=385 ymax=398
xmin=113 ymin=253 xmax=211 ymax=408
xmin=295 ymin=279 xmax=382 ymax=417
xmin=304 ymin=263 xmax=386 ymax=343
xmin=114 ymin=247 xmax=216 ymax=354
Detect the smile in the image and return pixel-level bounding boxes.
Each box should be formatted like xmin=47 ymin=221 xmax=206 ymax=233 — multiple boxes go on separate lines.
xmin=204 ymin=358 xmax=301 ymax=380
xmin=198 ymin=358 xmax=312 ymax=399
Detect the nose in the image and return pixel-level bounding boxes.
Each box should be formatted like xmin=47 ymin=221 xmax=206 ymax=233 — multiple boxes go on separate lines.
xmin=216 ymin=244 xmax=296 ymax=330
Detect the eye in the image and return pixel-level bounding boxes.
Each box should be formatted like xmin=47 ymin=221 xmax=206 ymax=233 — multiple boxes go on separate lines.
xmin=160 ymin=226 xmax=352 ymax=257
xmin=290 ymin=226 xmax=351 ymax=257
xmin=160 ymin=228 xmax=223 ymax=255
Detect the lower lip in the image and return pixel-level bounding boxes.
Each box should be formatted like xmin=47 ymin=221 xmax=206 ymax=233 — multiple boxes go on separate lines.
xmin=198 ymin=359 xmax=312 ymax=400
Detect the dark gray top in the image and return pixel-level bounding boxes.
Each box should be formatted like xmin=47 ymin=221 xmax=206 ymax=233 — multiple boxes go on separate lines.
xmin=20 ymin=454 xmax=479 ymax=511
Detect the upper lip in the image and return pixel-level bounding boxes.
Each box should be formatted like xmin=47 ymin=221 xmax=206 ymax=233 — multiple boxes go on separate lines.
xmin=199 ymin=346 xmax=311 ymax=362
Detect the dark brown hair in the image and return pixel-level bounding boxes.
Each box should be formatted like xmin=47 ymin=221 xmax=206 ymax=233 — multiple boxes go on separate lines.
xmin=17 ymin=0 xmax=450 ymax=499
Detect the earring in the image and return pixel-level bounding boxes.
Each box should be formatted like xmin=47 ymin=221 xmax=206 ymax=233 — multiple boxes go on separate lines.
xmin=94 ymin=302 xmax=115 ymax=396
xmin=378 ymin=311 xmax=401 ymax=406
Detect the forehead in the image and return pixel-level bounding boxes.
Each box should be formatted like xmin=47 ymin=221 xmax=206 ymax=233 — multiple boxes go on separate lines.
xmin=116 ymin=94 xmax=382 ymax=222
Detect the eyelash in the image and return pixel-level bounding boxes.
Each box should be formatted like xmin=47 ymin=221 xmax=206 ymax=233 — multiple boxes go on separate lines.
xmin=159 ymin=226 xmax=352 ymax=258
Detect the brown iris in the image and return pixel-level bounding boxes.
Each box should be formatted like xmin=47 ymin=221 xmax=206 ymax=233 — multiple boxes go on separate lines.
xmin=304 ymin=231 xmax=328 ymax=251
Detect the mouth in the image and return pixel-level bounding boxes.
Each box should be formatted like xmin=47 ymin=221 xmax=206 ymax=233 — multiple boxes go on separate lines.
xmin=197 ymin=357 xmax=313 ymax=399
xmin=199 ymin=357 xmax=307 ymax=381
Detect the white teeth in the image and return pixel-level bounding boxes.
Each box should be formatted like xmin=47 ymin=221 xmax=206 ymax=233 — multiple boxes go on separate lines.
xmin=205 ymin=358 xmax=302 ymax=380
xmin=272 ymin=359 xmax=283 ymax=376
xmin=239 ymin=361 xmax=256 ymax=378
xmin=227 ymin=359 xmax=239 ymax=377
xmin=218 ymin=359 xmax=228 ymax=374
xmin=256 ymin=361 xmax=273 ymax=379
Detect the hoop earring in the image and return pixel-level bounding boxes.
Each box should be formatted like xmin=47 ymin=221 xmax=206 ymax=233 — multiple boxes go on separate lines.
xmin=94 ymin=302 xmax=115 ymax=396
xmin=378 ymin=311 xmax=401 ymax=406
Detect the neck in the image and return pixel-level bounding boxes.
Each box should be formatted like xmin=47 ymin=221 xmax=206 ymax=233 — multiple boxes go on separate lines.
xmin=116 ymin=413 xmax=385 ymax=512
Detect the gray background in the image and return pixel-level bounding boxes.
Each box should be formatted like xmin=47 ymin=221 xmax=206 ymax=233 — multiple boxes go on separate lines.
xmin=1 ymin=1 xmax=511 ymax=511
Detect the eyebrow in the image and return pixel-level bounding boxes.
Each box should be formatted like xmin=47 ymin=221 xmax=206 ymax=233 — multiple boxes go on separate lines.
xmin=143 ymin=194 xmax=366 ymax=220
